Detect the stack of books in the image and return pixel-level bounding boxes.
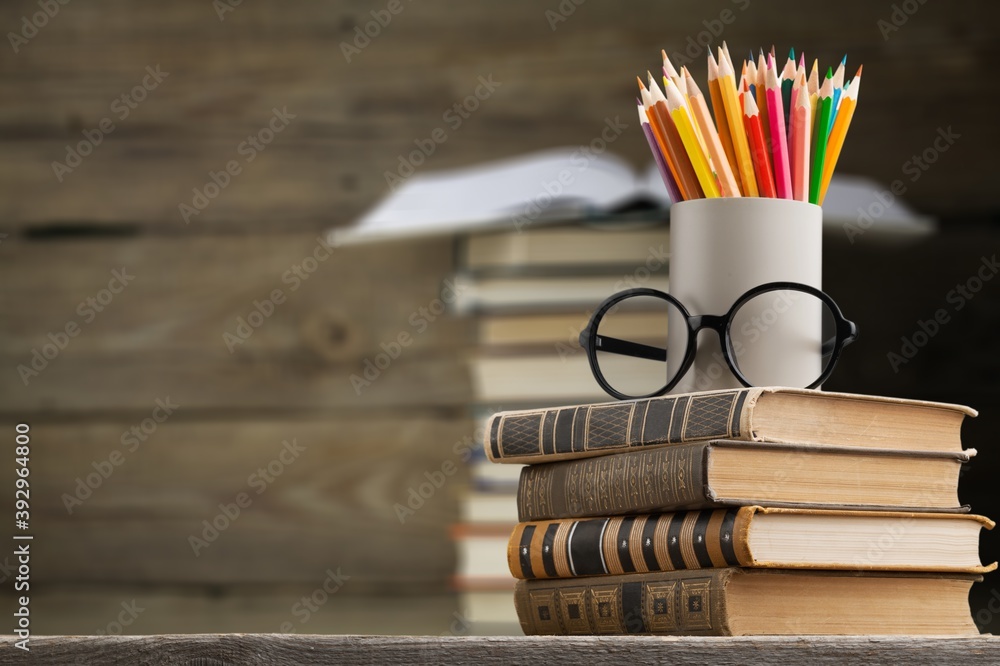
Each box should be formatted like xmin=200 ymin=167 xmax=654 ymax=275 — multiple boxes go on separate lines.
xmin=451 ymin=221 xmax=668 ymax=634
xmin=484 ymin=387 xmax=994 ymax=635
xmin=456 ymin=223 xmax=669 ymax=406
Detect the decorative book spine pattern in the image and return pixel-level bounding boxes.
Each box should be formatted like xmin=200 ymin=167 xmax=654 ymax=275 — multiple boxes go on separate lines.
xmin=514 ymin=569 xmax=733 ymax=635
xmin=509 ymin=509 xmax=743 ymax=579
xmin=517 ymin=443 xmax=711 ymax=521
xmin=488 ymin=388 xmax=751 ymax=462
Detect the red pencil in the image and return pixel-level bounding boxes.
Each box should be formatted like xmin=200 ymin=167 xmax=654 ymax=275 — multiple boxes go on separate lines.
xmin=743 ymin=93 xmax=777 ymax=198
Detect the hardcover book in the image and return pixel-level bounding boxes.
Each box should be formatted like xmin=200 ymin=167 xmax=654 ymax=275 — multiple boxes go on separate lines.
xmin=508 ymin=507 xmax=995 ymax=579
xmin=516 ymin=441 xmax=971 ymax=521
xmin=514 ymin=569 xmax=982 ymax=635
xmin=485 ymin=387 xmax=975 ymax=464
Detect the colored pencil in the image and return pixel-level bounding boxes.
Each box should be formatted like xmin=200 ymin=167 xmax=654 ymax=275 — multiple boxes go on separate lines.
xmin=633 ymin=47 xmax=860 ymax=203
xmin=718 ymin=49 xmax=759 ymax=196
xmin=790 ymin=73 xmax=811 ymax=202
xmin=638 ymin=79 xmax=686 ymax=198
xmin=809 ymin=69 xmax=835 ymax=204
xmin=707 ymin=52 xmax=740 ymax=186
xmin=807 ymin=59 xmax=819 ymax=95
xmin=743 ymin=93 xmax=777 ymax=198
xmin=661 ymin=49 xmax=680 ymax=81
xmin=765 ymin=63 xmax=793 ymax=199
xmin=819 ymin=65 xmax=862 ymax=204
xmin=830 ymin=55 xmax=847 ymax=128
xmin=664 ymin=79 xmax=720 ymax=198
xmin=781 ymin=49 xmax=797 ymax=131
xmin=790 ymin=67 xmax=804 ymax=130
xmin=677 ymin=67 xmax=709 ymax=159
xmin=831 ymin=55 xmax=847 ymax=111
xmin=684 ymin=69 xmax=741 ymax=197
xmin=756 ymin=51 xmax=771 ymax=161
xmin=642 ymin=77 xmax=704 ymax=199
xmin=638 ymin=102 xmax=683 ymax=202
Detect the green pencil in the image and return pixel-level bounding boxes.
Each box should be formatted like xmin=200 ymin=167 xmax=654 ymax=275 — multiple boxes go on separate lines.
xmin=809 ymin=68 xmax=835 ymax=204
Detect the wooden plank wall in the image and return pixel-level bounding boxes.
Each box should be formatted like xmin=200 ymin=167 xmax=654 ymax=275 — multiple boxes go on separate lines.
xmin=1 ymin=0 xmax=998 ymax=635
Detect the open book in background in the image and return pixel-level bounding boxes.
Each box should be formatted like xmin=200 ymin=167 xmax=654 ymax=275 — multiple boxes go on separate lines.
xmin=329 ymin=148 xmax=935 ymax=246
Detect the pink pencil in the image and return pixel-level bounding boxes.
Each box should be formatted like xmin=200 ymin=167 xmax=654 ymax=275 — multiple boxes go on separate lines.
xmin=789 ymin=72 xmax=811 ymax=202
xmin=765 ymin=62 xmax=793 ymax=198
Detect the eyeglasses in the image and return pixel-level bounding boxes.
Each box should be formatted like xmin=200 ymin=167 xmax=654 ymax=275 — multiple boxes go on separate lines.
xmin=579 ymin=281 xmax=858 ymax=400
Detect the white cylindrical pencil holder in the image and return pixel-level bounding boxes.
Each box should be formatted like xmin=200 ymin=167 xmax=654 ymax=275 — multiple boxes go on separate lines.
xmin=667 ymin=198 xmax=823 ymax=394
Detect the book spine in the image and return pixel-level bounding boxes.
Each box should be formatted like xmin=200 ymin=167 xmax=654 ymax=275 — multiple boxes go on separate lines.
xmin=517 ymin=443 xmax=713 ymax=521
xmin=514 ymin=569 xmax=734 ymax=635
xmin=486 ymin=388 xmax=753 ymax=463
xmin=508 ymin=508 xmax=749 ymax=579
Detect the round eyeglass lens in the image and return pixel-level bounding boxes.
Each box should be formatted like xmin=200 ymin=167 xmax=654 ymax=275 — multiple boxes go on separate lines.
xmin=727 ymin=287 xmax=836 ymax=388
xmin=593 ymin=293 xmax=687 ymax=397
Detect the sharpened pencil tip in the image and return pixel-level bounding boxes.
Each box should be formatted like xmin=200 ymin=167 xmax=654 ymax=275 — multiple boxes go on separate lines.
xmin=826 ymin=66 xmax=833 ymax=78
xmin=636 ymin=75 xmax=646 ymax=90
xmin=855 ymin=64 xmax=863 ymax=77
xmin=841 ymin=54 xmax=847 ymax=65
xmin=789 ymin=47 xmax=795 ymax=59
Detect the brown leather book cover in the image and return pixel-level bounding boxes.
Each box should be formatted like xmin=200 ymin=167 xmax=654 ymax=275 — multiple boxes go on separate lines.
xmin=508 ymin=507 xmax=995 ymax=579
xmin=486 ymin=387 xmax=975 ymax=464
xmin=516 ymin=441 xmax=971 ymax=521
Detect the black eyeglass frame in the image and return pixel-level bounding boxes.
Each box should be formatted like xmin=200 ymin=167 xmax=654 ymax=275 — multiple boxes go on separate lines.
xmin=578 ymin=281 xmax=859 ymax=401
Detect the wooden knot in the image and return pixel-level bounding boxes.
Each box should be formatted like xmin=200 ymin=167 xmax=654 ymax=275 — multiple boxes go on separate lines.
xmin=301 ymin=308 xmax=361 ymax=362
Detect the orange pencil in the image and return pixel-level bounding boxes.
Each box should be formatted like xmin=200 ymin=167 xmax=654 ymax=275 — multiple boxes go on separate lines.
xmin=819 ymin=65 xmax=862 ymax=204
xmin=640 ymin=77 xmax=704 ymax=200
xmin=707 ymin=52 xmax=740 ymax=185
xmin=638 ymin=78 xmax=686 ymax=199
xmin=685 ymin=69 xmax=741 ymax=196
xmin=664 ymin=79 xmax=720 ymax=197
xmin=743 ymin=93 xmax=776 ymax=198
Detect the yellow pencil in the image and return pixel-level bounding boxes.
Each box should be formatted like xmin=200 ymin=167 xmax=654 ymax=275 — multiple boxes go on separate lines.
xmin=718 ymin=48 xmax=759 ymax=196
xmin=685 ymin=69 xmax=741 ymax=196
xmin=677 ymin=67 xmax=709 ymax=158
xmin=664 ymin=78 xmax=721 ymax=197
xmin=819 ymin=65 xmax=862 ymax=204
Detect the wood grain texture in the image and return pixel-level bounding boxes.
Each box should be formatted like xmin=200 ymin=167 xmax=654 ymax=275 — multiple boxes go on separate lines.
xmin=0 ymin=417 xmax=474 ymax=585
xmin=3 ymin=635 xmax=999 ymax=665
xmin=0 ymin=0 xmax=997 ymax=232
xmin=0 ymin=232 xmax=473 ymax=413
xmin=10 ymin=587 xmax=463 ymax=636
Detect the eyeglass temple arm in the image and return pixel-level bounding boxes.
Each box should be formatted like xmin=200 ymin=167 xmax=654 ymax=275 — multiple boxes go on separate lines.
xmin=592 ymin=334 xmax=667 ymax=362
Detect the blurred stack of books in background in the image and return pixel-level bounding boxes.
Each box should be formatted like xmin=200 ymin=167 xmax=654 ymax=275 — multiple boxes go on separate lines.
xmin=451 ymin=221 xmax=669 ymax=634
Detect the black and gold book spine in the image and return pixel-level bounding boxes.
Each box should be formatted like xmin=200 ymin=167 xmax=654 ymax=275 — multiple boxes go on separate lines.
xmin=508 ymin=509 xmax=742 ymax=579
xmin=487 ymin=388 xmax=752 ymax=463
xmin=517 ymin=442 xmax=714 ymax=521
xmin=514 ymin=568 xmax=735 ymax=635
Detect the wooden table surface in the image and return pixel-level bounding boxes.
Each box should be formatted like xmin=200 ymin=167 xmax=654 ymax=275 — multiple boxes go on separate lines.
xmin=3 ymin=635 xmax=999 ymax=665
